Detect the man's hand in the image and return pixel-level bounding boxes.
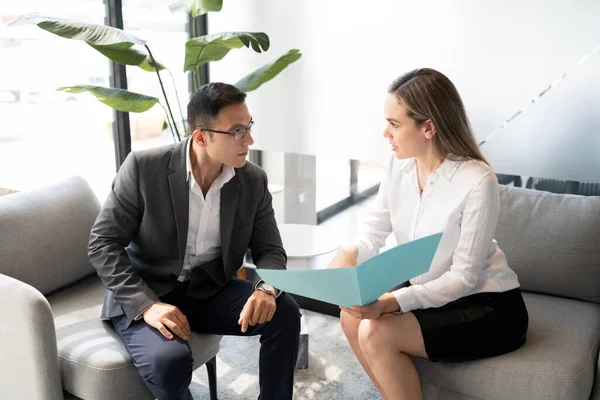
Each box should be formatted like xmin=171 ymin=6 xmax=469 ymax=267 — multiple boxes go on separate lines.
xmin=238 ymin=290 xmax=276 ymax=333
xmin=340 ymin=293 xmax=400 ymax=320
xmin=327 ymin=245 xmax=359 ymax=269
xmin=143 ymin=302 xmax=191 ymax=341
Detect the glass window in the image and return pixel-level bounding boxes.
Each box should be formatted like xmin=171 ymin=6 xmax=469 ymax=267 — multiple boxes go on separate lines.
xmin=356 ymin=161 xmax=383 ymax=194
xmin=316 ymin=156 xmax=351 ymax=212
xmin=122 ymin=0 xmax=188 ymax=151
xmin=1 ymin=1 xmax=115 ymax=201
xmin=496 ymin=173 xmax=600 ymax=196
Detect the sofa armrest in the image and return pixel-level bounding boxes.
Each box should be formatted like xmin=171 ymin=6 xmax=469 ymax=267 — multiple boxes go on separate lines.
xmin=0 ymin=273 xmax=64 ymax=400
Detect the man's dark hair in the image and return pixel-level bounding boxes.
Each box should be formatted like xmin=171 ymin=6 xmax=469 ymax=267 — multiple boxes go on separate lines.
xmin=187 ymin=82 xmax=247 ymax=133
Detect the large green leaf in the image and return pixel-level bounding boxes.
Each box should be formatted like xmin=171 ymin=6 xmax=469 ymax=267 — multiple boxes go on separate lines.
xmin=235 ymin=49 xmax=302 ymax=93
xmin=170 ymin=0 xmax=223 ymax=17
xmin=9 ymin=14 xmax=164 ymax=72
xmin=184 ymin=32 xmax=270 ymax=72
xmin=90 ymin=43 xmax=165 ymax=72
xmin=9 ymin=13 xmax=145 ymax=45
xmin=57 ymin=85 xmax=159 ymax=113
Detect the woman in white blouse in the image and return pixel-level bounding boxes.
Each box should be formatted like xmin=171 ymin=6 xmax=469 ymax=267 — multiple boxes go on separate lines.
xmin=328 ymin=68 xmax=528 ymax=400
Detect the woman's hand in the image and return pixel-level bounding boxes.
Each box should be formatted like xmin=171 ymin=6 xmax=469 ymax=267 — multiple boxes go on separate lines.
xmin=340 ymin=293 xmax=400 ymax=320
xmin=327 ymin=245 xmax=359 ymax=269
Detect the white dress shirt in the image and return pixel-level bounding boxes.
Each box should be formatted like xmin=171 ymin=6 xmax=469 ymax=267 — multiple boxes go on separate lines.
xmin=177 ymin=138 xmax=236 ymax=282
xmin=354 ymin=155 xmax=520 ymax=313
xmin=134 ymin=141 xmax=235 ymax=320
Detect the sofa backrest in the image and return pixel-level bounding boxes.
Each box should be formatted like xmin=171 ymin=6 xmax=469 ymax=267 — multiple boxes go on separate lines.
xmin=0 ymin=176 xmax=100 ymax=295
xmin=496 ymin=185 xmax=600 ymax=304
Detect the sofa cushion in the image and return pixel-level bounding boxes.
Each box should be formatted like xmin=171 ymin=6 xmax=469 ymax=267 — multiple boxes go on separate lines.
xmin=496 ymin=186 xmax=600 ymax=303
xmin=421 ymin=382 xmax=479 ymax=400
xmin=413 ymin=292 xmax=600 ymax=400
xmin=592 ymin=356 xmax=600 ymax=400
xmin=0 ymin=176 xmax=100 ymax=295
xmin=49 ymin=275 xmax=222 ymax=400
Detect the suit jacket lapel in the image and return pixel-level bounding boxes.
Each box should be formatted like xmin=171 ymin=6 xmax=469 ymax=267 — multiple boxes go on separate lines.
xmin=220 ymin=176 xmax=240 ymax=268
xmin=168 ymin=138 xmax=190 ymax=263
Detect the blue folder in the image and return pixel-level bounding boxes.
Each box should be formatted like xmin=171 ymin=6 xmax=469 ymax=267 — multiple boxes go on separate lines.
xmin=256 ymin=232 xmax=443 ymax=307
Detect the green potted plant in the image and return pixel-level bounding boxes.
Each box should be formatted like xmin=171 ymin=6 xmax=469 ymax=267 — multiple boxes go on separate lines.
xmin=9 ymin=0 xmax=301 ymax=142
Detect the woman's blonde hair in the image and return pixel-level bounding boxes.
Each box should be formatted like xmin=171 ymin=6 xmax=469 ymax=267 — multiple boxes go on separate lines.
xmin=388 ymin=68 xmax=488 ymax=164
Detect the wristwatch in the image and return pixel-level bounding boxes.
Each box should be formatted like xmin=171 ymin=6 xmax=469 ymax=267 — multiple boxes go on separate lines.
xmin=256 ymin=282 xmax=277 ymax=297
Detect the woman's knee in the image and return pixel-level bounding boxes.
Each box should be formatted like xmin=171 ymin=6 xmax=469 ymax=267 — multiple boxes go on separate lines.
xmin=358 ymin=318 xmax=391 ymax=353
xmin=340 ymin=310 xmax=360 ymax=339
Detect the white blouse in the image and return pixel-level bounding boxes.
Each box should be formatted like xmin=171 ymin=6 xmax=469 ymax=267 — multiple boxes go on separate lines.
xmin=354 ymin=155 xmax=520 ymax=313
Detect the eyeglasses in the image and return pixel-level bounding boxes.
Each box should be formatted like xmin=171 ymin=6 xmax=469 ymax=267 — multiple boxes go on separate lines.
xmin=201 ymin=120 xmax=255 ymax=141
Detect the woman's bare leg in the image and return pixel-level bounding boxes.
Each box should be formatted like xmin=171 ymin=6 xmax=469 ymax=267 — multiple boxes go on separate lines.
xmin=340 ymin=310 xmax=388 ymax=399
xmin=358 ymin=313 xmax=427 ymax=400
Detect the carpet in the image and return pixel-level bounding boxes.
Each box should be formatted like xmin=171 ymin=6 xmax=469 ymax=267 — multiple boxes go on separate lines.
xmin=189 ymin=309 xmax=381 ymax=400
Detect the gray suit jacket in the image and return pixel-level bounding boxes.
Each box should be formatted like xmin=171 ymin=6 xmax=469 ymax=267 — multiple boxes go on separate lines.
xmin=88 ymin=138 xmax=286 ymax=327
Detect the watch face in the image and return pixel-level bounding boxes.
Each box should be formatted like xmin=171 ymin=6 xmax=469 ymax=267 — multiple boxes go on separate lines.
xmin=259 ymin=283 xmax=275 ymax=295
xmin=262 ymin=284 xmax=275 ymax=291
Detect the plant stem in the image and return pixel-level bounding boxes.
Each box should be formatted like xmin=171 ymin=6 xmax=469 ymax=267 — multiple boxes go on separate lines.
xmin=191 ymin=0 xmax=198 ymax=19
xmin=195 ymin=71 xmax=201 ymax=90
xmin=191 ymin=13 xmax=201 ymax=92
xmin=167 ymin=68 xmax=188 ymax=137
xmin=199 ymin=65 xmax=205 ymax=86
xmin=159 ymin=104 xmax=177 ymax=142
xmin=145 ymin=44 xmax=180 ymax=141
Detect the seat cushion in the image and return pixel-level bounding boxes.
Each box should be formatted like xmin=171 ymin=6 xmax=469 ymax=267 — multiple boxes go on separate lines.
xmin=49 ymin=275 xmax=222 ymax=400
xmin=421 ymin=382 xmax=479 ymax=400
xmin=413 ymin=292 xmax=600 ymax=400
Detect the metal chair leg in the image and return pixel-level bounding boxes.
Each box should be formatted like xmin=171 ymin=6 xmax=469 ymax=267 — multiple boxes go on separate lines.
xmin=206 ymin=356 xmax=218 ymax=400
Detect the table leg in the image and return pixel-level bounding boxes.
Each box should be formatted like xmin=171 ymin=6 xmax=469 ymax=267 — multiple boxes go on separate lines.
xmin=296 ymin=314 xmax=309 ymax=370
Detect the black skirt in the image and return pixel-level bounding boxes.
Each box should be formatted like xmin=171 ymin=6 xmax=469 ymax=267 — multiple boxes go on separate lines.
xmin=411 ymin=288 xmax=529 ymax=362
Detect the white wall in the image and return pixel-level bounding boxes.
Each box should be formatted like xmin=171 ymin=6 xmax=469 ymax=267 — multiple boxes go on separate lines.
xmin=209 ymin=0 xmax=600 ymax=182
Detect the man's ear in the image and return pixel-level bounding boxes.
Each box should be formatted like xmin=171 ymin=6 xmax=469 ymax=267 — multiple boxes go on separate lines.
xmin=192 ymin=129 xmax=209 ymax=147
xmin=423 ymin=119 xmax=436 ymax=140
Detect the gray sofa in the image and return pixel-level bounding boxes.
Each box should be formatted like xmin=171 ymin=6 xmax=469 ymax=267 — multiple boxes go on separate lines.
xmin=0 ymin=176 xmax=222 ymax=400
xmin=413 ymin=185 xmax=600 ymax=400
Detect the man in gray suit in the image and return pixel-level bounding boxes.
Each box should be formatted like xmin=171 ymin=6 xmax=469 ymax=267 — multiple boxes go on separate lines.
xmin=88 ymin=82 xmax=300 ymax=400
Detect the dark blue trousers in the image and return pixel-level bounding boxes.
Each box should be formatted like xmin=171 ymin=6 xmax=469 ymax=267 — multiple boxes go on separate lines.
xmin=112 ymin=278 xmax=301 ymax=400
